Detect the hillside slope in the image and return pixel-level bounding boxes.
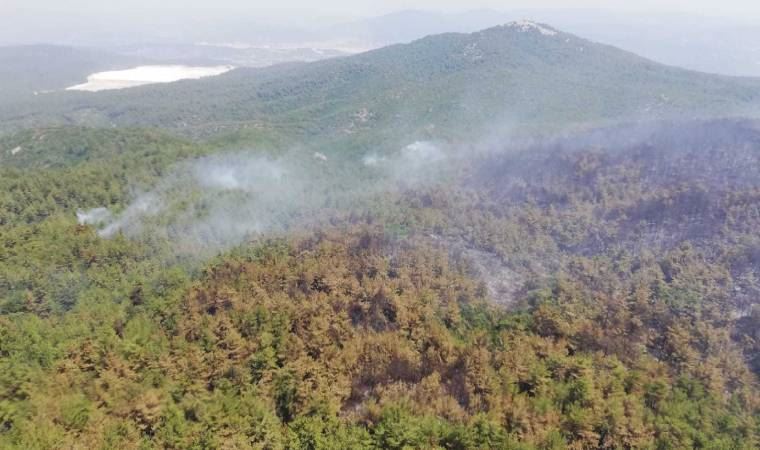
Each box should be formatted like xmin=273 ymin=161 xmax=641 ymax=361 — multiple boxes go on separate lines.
xmin=3 ymin=22 xmax=760 ymax=146
xmin=3 ymin=119 xmax=760 ymax=448
xmin=0 ymin=45 xmax=143 ymax=102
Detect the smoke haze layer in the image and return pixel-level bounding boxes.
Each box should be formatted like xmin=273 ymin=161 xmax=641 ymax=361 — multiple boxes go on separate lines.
xmin=80 ymin=140 xmax=451 ymax=257
xmin=80 ymin=119 xmax=760 ymax=258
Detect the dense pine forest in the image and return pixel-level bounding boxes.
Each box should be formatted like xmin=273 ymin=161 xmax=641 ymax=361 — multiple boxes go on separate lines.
xmin=3 ymin=20 xmax=760 ymax=450
xmin=2 ymin=117 xmax=760 ymax=449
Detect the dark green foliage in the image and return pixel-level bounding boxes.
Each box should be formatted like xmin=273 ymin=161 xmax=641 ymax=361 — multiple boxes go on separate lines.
xmin=2 ymin=25 xmax=760 ymax=143
xmin=2 ymin=54 xmax=760 ymax=447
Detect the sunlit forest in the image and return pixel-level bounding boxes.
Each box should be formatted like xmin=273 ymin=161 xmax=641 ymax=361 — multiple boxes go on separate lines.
xmin=3 ymin=10 xmax=760 ymax=449
xmin=1 ymin=117 xmax=759 ymax=449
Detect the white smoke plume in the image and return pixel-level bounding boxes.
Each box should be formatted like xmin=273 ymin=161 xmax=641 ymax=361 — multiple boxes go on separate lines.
xmin=99 ymin=194 xmax=161 ymax=238
xmin=76 ymin=207 xmax=112 ymax=226
xmin=80 ymin=140 xmax=455 ymax=257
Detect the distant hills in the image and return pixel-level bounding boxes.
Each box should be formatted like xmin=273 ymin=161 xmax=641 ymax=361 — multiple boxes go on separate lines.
xmin=0 ymin=43 xmax=350 ymax=103
xmin=321 ymin=9 xmax=513 ymax=47
xmin=3 ymin=22 xmax=760 ymax=150
xmin=0 ymin=45 xmax=143 ymax=102
xmin=110 ymin=43 xmax=350 ymax=69
xmin=6 ymin=9 xmax=760 ymax=77
xmin=320 ymin=10 xmax=760 ymax=77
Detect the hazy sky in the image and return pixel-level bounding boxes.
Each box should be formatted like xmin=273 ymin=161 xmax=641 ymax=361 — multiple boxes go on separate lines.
xmin=3 ymin=0 xmax=760 ymax=48
xmin=4 ymin=0 xmax=760 ymax=21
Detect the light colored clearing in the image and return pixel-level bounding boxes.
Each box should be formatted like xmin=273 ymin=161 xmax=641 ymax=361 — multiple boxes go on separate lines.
xmin=507 ymin=20 xmax=558 ymax=36
xmin=66 ymin=65 xmax=234 ymax=92
xmin=10 ymin=146 xmax=22 ymax=155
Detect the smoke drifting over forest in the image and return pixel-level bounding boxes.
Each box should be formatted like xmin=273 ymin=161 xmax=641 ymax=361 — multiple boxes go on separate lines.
xmin=6 ymin=1 xmax=760 ymax=442
xmin=76 ymin=118 xmax=760 ymax=260
xmin=77 ymin=139 xmax=455 ymax=256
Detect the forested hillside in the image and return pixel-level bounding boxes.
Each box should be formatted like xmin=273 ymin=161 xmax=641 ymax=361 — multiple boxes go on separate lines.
xmin=0 ymin=45 xmax=142 ymax=102
xmin=3 ymin=16 xmax=760 ymax=449
xmin=2 ymin=23 xmax=760 ymax=143
xmin=2 ymin=118 xmax=760 ymax=448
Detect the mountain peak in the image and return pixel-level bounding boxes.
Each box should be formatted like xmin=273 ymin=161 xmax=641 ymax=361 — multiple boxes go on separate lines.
xmin=502 ymin=20 xmax=559 ymax=36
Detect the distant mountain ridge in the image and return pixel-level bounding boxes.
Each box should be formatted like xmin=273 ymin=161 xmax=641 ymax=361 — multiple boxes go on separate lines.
xmin=2 ymin=22 xmax=760 ymax=148
xmin=323 ymin=9 xmax=760 ymax=77
xmin=0 ymin=45 xmax=144 ymax=102
xmin=322 ymin=9 xmax=514 ymax=47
